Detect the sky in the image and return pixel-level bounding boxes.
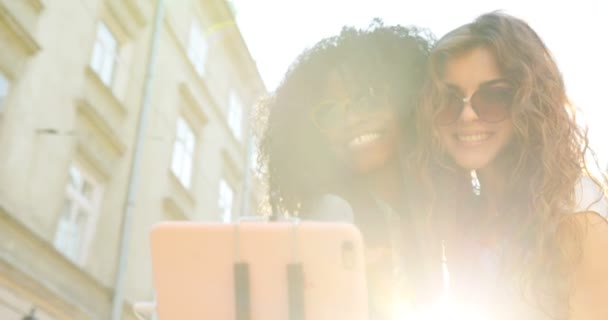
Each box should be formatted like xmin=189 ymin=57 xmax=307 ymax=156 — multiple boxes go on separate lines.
xmin=232 ymin=0 xmax=608 ymax=169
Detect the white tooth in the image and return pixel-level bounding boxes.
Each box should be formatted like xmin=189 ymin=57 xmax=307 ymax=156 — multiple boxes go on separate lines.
xmin=348 ymin=133 xmax=380 ymax=147
xmin=458 ymin=133 xmax=489 ymax=142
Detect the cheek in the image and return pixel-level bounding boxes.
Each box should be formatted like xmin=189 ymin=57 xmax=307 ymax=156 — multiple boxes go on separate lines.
xmin=498 ymin=121 xmax=515 ymax=146
xmin=323 ymin=126 xmax=343 ymax=148
xmin=436 ymin=126 xmax=452 ymax=145
xmin=384 ymin=116 xmax=400 ymax=136
xmin=385 ymin=117 xmax=405 ymax=149
xmin=376 ymin=109 xmax=398 ymax=126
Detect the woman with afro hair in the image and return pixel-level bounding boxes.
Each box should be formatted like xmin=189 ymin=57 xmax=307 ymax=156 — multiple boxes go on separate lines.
xmin=257 ymin=20 xmax=440 ymax=318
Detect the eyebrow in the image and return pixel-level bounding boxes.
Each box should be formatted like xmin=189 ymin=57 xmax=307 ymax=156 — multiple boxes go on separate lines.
xmin=445 ymin=78 xmax=511 ymax=91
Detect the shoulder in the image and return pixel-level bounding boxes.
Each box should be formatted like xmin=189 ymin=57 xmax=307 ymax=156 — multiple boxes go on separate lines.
xmin=566 ymin=212 xmax=608 ymax=319
xmin=575 ymin=176 xmax=608 ymax=218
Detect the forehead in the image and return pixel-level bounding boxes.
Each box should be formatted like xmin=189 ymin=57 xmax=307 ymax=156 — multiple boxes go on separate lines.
xmin=325 ymin=70 xmax=350 ymax=97
xmin=442 ymin=47 xmax=502 ymax=90
xmin=323 ymin=68 xmax=378 ymax=100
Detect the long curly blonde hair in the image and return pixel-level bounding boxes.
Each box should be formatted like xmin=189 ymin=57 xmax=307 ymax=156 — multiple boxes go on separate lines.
xmin=415 ymin=12 xmax=606 ymax=319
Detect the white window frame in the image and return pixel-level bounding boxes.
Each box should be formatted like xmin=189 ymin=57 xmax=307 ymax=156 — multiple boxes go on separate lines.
xmin=54 ymin=164 xmax=104 ymax=264
xmin=90 ymin=21 xmax=118 ymax=86
xmin=228 ymin=90 xmax=244 ymax=140
xmin=171 ymin=117 xmax=196 ymax=188
xmin=218 ymin=179 xmax=235 ymax=222
xmin=0 ymin=71 xmax=9 ymax=111
xmin=187 ymin=20 xmax=208 ymax=77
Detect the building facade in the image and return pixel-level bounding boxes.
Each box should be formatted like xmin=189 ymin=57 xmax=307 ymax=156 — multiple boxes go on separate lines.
xmin=0 ymin=0 xmax=265 ymax=319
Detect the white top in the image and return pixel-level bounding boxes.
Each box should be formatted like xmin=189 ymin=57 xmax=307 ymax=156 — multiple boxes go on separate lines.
xmin=469 ymin=177 xmax=608 ymax=320
xmin=305 ymin=180 xmax=608 ymax=319
xmin=575 ymin=176 xmax=608 ymax=218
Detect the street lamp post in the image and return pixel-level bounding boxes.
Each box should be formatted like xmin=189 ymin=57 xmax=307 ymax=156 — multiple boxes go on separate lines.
xmin=111 ymin=0 xmax=165 ymax=319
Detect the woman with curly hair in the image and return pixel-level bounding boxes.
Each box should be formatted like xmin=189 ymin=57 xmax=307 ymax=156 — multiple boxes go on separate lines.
xmin=416 ymin=12 xmax=608 ymax=319
xmin=257 ymin=21 xmax=438 ymax=318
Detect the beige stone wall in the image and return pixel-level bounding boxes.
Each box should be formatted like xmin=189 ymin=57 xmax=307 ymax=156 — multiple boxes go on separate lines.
xmin=0 ymin=0 xmax=265 ymax=318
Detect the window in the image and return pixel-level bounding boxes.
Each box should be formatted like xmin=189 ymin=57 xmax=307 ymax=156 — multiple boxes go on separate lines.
xmin=0 ymin=71 xmax=9 ymax=111
xmin=171 ymin=117 xmax=196 ymax=188
xmin=218 ymin=179 xmax=234 ymax=222
xmin=90 ymin=22 xmax=118 ymax=86
xmin=187 ymin=21 xmax=208 ymax=77
xmin=54 ymin=165 xmax=103 ymax=263
xmin=228 ymin=91 xmax=244 ymax=140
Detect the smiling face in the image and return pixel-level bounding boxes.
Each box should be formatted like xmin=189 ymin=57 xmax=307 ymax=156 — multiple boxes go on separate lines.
xmin=318 ymin=71 xmax=400 ymax=174
xmin=436 ymin=47 xmax=515 ymax=171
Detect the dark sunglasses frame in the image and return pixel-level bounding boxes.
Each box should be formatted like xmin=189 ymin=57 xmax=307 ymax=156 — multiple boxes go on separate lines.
xmin=436 ymin=84 xmax=515 ymax=126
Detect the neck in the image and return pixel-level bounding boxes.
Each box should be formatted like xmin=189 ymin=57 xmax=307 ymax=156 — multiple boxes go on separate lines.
xmin=477 ymin=164 xmax=506 ymax=208
xmin=363 ymin=157 xmax=405 ymax=211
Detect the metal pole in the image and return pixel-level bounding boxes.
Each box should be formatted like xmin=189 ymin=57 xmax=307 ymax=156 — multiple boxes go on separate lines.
xmin=111 ymin=0 xmax=165 ymax=319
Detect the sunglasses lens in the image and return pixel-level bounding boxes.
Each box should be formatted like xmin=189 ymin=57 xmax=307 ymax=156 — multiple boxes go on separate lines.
xmin=472 ymin=87 xmax=513 ymax=122
xmin=313 ymin=90 xmax=388 ymax=130
xmin=437 ymin=91 xmax=464 ymax=125
xmin=353 ymin=94 xmax=389 ymax=115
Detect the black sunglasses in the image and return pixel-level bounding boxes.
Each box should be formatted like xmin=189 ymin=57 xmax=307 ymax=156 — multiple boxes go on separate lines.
xmin=436 ymin=83 xmax=515 ymax=125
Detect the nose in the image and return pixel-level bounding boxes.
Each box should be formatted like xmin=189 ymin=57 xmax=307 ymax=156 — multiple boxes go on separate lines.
xmin=458 ymin=96 xmax=478 ymax=122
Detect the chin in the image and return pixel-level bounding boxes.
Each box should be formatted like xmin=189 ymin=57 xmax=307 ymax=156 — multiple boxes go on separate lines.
xmin=452 ymin=156 xmax=492 ymax=171
xmin=350 ymin=154 xmax=392 ymax=175
xmin=445 ymin=144 xmax=501 ymax=171
xmin=345 ymin=143 xmax=396 ymax=175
